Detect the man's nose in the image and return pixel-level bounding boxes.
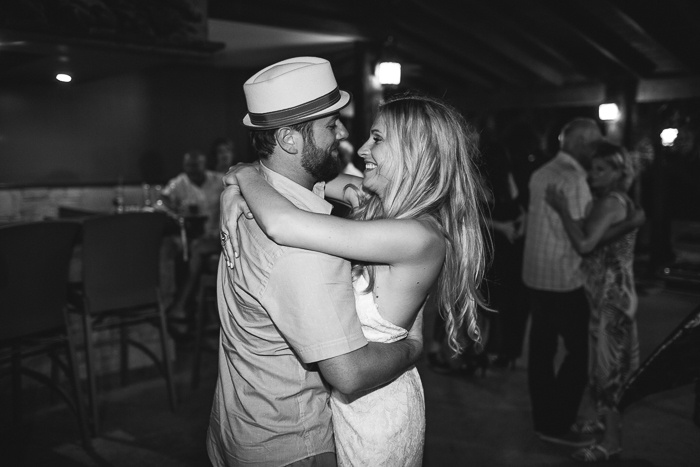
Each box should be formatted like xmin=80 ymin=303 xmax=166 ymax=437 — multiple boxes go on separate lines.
xmin=335 ymin=121 xmax=349 ymax=140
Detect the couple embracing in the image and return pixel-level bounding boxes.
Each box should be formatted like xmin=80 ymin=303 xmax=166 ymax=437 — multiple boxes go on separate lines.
xmin=206 ymin=57 xmax=488 ymax=466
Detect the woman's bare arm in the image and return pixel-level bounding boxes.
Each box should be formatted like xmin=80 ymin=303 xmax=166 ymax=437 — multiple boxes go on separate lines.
xmin=231 ymin=164 xmax=441 ymax=265
xmin=546 ymin=185 xmax=626 ymax=254
xmin=324 ymin=173 xmax=364 ymax=207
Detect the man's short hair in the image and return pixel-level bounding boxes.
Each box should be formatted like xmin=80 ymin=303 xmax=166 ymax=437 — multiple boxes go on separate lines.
xmin=558 ymin=118 xmax=600 ymax=146
xmin=250 ymin=120 xmax=316 ymax=159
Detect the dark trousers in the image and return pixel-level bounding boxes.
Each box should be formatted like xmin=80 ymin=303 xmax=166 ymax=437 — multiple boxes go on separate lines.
xmin=527 ymin=287 xmax=590 ymax=435
xmin=484 ymin=236 xmax=528 ymax=360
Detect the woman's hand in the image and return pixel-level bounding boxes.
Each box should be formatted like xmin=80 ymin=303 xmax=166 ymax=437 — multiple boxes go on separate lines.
xmin=219 ymin=164 xmax=257 ymax=269
xmin=627 ymin=205 xmax=646 ymax=229
xmin=545 ymin=184 xmax=568 ymax=215
xmin=223 ymin=162 xmax=259 ymax=187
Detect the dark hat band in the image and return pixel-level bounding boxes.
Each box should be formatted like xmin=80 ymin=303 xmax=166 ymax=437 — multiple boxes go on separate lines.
xmin=249 ymin=88 xmax=341 ymax=127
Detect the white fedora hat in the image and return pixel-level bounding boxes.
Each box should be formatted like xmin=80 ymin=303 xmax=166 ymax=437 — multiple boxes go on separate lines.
xmin=242 ymin=56 xmax=351 ymax=129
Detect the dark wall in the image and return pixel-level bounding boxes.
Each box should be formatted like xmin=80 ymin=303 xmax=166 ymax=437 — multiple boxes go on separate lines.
xmin=0 ymin=64 xmax=250 ymax=187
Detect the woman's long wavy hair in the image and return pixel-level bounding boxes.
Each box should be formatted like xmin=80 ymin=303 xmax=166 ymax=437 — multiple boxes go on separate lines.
xmin=351 ymin=94 xmax=489 ymax=354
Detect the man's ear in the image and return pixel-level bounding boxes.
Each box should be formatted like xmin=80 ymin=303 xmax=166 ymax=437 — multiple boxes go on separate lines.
xmin=276 ymin=127 xmax=299 ymax=155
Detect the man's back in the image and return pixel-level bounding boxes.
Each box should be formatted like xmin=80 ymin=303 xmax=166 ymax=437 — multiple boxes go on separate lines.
xmin=522 ymin=152 xmax=592 ymax=291
xmin=207 ymin=166 xmax=366 ymax=467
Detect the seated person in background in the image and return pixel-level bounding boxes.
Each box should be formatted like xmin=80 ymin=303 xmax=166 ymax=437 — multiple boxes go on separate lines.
xmin=161 ymin=150 xmax=224 ymax=330
xmin=208 ymin=137 xmax=236 ymax=173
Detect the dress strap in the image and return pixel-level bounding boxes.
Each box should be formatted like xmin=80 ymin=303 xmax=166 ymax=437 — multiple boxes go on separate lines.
xmin=608 ymin=192 xmax=631 ymax=214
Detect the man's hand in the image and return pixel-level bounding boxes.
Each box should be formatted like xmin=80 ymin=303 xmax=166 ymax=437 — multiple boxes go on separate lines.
xmin=223 ymin=162 xmax=259 ymax=187
xmin=545 ymin=184 xmax=568 ymax=215
xmin=219 ymin=184 xmax=253 ymax=269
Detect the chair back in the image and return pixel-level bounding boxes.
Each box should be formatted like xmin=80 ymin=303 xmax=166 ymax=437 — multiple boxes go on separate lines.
xmin=0 ymin=221 xmax=80 ymax=341
xmin=81 ymin=212 xmax=167 ymax=313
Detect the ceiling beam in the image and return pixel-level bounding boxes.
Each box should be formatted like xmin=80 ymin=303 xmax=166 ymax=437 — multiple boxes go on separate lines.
xmin=613 ymin=0 xmax=700 ymax=73
xmin=457 ymin=83 xmax=606 ymax=112
xmin=504 ymin=0 xmax=637 ymax=82
xmin=537 ymin=0 xmax=657 ymax=78
xmin=391 ymin=17 xmax=528 ymax=87
xmin=637 ymin=76 xmax=700 ymax=102
xmin=404 ymin=0 xmax=564 ymax=86
xmin=583 ymin=0 xmax=685 ymax=74
xmin=208 ymin=0 xmax=373 ymax=41
xmin=393 ymin=36 xmax=495 ymax=91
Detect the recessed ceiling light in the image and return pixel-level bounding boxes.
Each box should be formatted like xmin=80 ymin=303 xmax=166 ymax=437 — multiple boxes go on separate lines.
xmin=56 ymin=73 xmax=72 ymax=83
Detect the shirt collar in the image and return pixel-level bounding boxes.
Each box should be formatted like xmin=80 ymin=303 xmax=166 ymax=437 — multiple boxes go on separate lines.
xmin=557 ymin=151 xmax=588 ymax=175
xmin=258 ymin=162 xmax=332 ymax=215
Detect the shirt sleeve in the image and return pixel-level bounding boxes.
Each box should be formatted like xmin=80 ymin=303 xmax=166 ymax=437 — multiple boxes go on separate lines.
xmin=261 ymin=250 xmax=368 ymax=363
xmin=567 ymin=175 xmax=592 ymax=221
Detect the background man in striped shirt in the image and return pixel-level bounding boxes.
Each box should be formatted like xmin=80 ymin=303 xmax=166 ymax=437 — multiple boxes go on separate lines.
xmin=523 ymin=118 xmax=602 ymax=447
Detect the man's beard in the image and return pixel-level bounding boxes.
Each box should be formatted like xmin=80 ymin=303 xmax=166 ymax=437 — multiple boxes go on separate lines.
xmin=301 ymin=138 xmax=342 ymax=182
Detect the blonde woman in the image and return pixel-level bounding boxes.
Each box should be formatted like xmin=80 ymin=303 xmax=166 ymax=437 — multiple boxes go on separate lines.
xmin=546 ymin=141 xmax=642 ymax=462
xmin=220 ymin=94 xmax=488 ymax=466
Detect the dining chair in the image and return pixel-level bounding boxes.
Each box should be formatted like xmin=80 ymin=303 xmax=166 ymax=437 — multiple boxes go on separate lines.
xmin=72 ymin=211 xmax=176 ymax=434
xmin=0 ymin=221 xmax=91 ymax=450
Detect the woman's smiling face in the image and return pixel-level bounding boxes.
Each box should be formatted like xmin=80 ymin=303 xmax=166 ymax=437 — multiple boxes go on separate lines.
xmin=358 ymin=115 xmax=393 ymax=199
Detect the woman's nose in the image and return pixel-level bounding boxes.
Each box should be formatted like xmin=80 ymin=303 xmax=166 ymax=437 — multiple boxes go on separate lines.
xmin=357 ymin=142 xmax=370 ymax=157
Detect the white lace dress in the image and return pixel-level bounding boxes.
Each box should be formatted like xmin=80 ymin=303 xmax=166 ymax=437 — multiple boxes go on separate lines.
xmin=331 ymin=274 xmax=425 ymax=467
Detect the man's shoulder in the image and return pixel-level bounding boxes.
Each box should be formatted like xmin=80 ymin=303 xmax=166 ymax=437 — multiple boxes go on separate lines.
xmin=240 ymin=220 xmax=346 ymax=269
xmin=531 ymin=159 xmax=558 ymax=181
xmin=534 ymin=156 xmax=580 ymax=180
xmin=163 ymin=173 xmax=189 ymax=194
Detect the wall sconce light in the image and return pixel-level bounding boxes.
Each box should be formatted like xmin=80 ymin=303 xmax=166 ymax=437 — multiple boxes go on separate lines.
xmin=375 ymin=35 xmax=401 ymax=86
xmin=375 ymin=61 xmax=401 ymax=85
xmin=660 ymin=128 xmax=678 ymax=147
xmin=598 ymin=103 xmax=620 ymax=121
xmin=56 ymin=73 xmax=72 ymax=83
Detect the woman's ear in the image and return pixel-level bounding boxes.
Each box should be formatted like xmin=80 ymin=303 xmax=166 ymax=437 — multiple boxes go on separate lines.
xmin=276 ymin=127 xmax=299 ymax=155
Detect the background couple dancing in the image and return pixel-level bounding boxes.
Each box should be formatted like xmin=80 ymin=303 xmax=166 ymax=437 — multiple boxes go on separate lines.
xmin=206 ymin=56 xmax=489 ymax=466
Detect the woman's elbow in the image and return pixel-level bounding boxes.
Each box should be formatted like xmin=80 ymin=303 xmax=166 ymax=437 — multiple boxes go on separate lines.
xmin=264 ymin=222 xmax=284 ymax=243
xmin=322 ymin=369 xmax=363 ymax=395
xmin=261 ymin=213 xmax=291 ymax=244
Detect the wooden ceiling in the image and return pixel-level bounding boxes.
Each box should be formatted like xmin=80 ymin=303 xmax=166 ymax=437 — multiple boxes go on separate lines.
xmin=209 ymin=0 xmax=700 ymax=110
xmin=1 ymin=0 xmax=699 ymax=113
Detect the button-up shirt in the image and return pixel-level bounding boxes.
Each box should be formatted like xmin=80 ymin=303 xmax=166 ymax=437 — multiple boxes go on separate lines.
xmin=207 ymin=163 xmax=367 ymax=467
xmin=522 ymin=151 xmax=592 ymax=291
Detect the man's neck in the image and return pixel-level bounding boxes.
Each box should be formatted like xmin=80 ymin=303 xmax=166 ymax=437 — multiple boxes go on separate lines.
xmin=262 ymin=159 xmax=317 ymax=191
xmin=560 ymin=150 xmax=587 ymax=170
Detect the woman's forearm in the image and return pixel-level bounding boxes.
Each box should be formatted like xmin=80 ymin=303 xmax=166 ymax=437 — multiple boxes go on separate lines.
xmin=325 ymin=174 xmax=363 ymax=205
xmin=557 ymin=209 xmax=594 ymax=254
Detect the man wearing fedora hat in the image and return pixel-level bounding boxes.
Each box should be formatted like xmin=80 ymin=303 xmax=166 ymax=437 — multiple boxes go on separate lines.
xmin=207 ymin=57 xmax=423 ymax=467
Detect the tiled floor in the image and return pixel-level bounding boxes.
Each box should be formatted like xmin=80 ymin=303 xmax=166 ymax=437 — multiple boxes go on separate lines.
xmin=2 ymin=281 xmax=699 ymax=467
